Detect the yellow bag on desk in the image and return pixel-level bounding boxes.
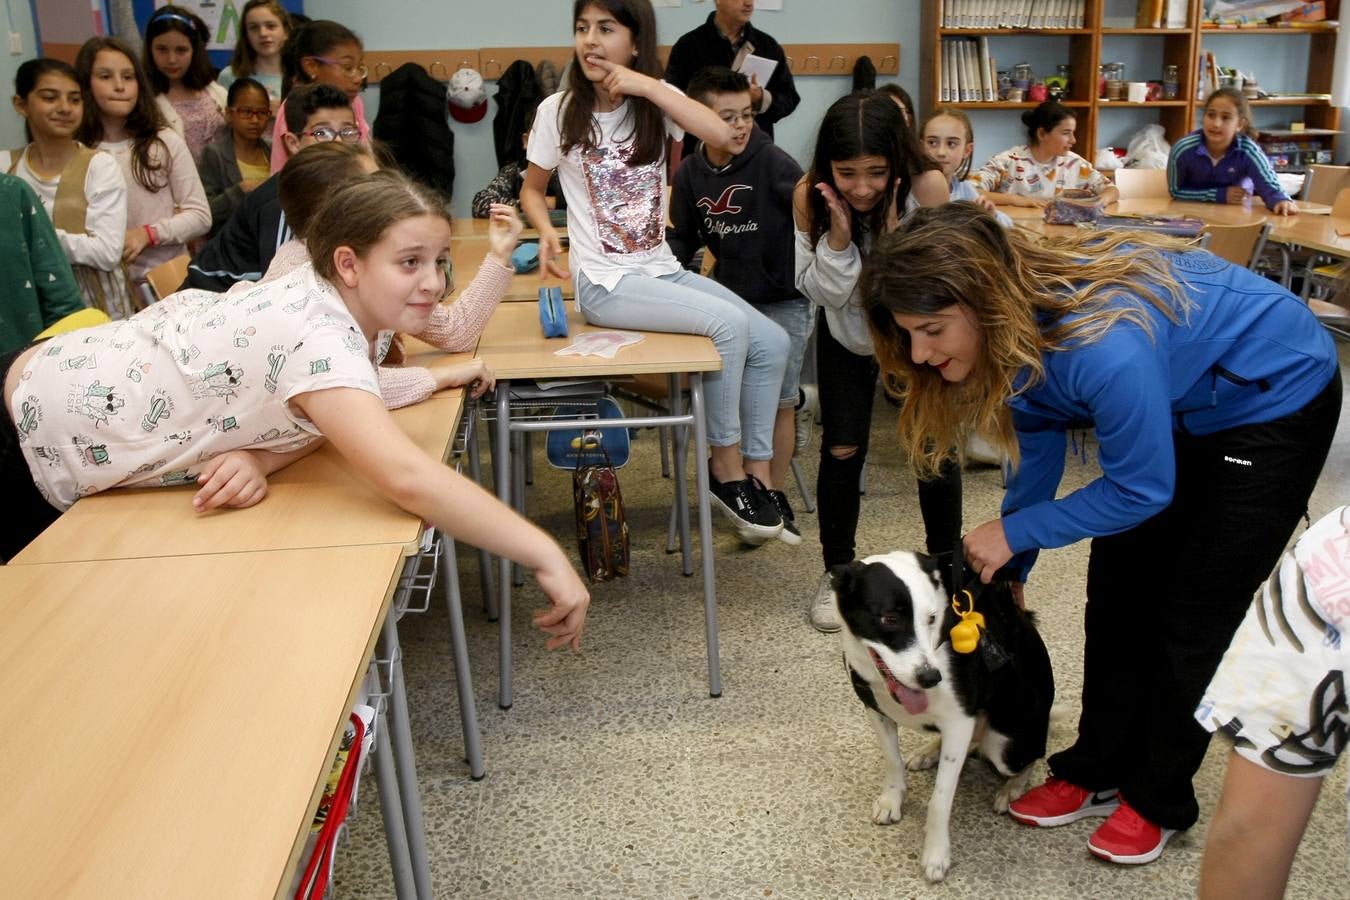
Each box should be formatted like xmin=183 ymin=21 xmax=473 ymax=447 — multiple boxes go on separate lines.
xmin=34 ymin=308 xmax=110 ymax=340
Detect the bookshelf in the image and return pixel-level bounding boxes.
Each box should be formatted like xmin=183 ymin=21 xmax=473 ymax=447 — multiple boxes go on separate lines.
xmin=920 ymin=0 xmax=1342 ymax=169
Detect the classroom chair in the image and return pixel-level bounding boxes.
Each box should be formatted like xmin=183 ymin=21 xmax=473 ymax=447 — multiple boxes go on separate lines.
xmin=33 ymin=307 xmax=110 ymax=339
xmin=1302 ymin=164 xmax=1350 ymax=206
xmin=145 ymin=254 xmax=190 ymax=302
xmin=1199 ymin=220 xmax=1273 ymax=270
xmin=1299 ymin=187 xmax=1350 ymax=302
xmin=1113 ymin=167 xmax=1170 ymax=201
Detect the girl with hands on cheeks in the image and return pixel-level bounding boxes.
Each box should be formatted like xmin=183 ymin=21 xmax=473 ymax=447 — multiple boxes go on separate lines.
xmin=522 ymin=0 xmax=796 ymax=549
xmin=861 ymin=201 xmax=1339 ymax=866
xmin=792 ymin=89 xmax=957 ymax=633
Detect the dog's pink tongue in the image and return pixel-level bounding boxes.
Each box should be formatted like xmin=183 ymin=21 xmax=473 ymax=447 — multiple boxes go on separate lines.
xmin=892 ymin=682 xmax=929 ymax=715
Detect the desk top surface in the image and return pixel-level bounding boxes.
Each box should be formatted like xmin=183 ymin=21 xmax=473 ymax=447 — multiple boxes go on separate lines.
xmin=451 ymin=239 xmax=570 ymax=302
xmin=12 ymin=390 xmax=464 ymax=564
xmin=0 ymin=545 xmax=402 ymax=900
xmin=475 ymin=302 xmax=722 ymax=379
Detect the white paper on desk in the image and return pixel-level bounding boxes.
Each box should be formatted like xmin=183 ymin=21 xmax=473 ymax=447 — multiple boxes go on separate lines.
xmin=554 ymin=330 xmax=644 ymax=359
xmin=737 ymin=54 xmax=777 ymax=87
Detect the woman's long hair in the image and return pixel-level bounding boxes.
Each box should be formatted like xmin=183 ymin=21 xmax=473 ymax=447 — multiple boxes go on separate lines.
xmin=860 ymin=202 xmax=1194 ymax=478
xmin=804 ymin=90 xmax=937 ymax=249
xmin=76 ymin=37 xmax=170 ymax=191
xmin=559 ymin=0 xmax=666 ymax=166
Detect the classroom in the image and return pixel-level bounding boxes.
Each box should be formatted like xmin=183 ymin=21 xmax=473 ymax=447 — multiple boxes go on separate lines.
xmin=1 ymin=0 xmax=1349 ymax=897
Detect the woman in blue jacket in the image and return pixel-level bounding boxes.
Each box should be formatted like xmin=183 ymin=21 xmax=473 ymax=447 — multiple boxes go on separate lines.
xmin=860 ymin=202 xmax=1341 ymax=867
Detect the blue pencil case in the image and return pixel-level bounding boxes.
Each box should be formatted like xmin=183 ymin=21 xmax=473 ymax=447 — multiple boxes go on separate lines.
xmin=538 ymin=286 xmax=568 ymax=338
xmin=511 ymin=242 xmax=540 ymax=274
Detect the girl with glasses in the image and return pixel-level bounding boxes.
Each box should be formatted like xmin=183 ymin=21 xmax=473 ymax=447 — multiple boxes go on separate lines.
xmin=271 ymin=19 xmax=371 ymax=173
xmin=76 ymin=36 xmax=210 ymax=304
xmin=199 ymin=78 xmax=273 ymax=237
xmin=143 ymin=4 xmax=227 ymax=164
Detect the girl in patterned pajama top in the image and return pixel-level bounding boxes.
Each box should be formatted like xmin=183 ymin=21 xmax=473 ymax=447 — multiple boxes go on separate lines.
xmin=972 ymin=100 xmax=1119 ymax=209
xmin=1 ymin=170 xmax=591 ymax=653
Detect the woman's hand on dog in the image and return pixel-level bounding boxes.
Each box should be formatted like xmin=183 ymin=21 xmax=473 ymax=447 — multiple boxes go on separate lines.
xmin=963 ymin=519 xmax=1013 ymax=584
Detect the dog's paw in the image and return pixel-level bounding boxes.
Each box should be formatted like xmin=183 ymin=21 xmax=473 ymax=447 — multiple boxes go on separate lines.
xmin=921 ymin=842 xmax=952 ymax=882
xmin=906 ymin=736 xmax=941 ymax=771
xmin=871 ymin=784 xmax=905 ymax=824
xmin=993 ymin=769 xmax=1034 ymax=814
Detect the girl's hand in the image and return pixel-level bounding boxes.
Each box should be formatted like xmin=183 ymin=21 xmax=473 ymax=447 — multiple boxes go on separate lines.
xmin=431 ymin=358 xmax=495 ymax=398
xmin=885 ymin=177 xmax=905 ymax=234
xmin=532 ymin=554 xmax=591 ymax=651
xmin=815 ymin=182 xmax=853 ymax=251
xmin=539 ymin=229 xmax=571 ymax=282
xmin=974 ymin=193 xmax=999 ymax=215
xmin=1272 ymin=199 xmax=1299 ymax=216
xmin=122 ymin=226 xmax=152 ymax=264
xmin=963 ymin=518 xmax=1013 ymax=584
xmin=192 ymin=450 xmax=269 ymax=511
xmin=486 ymin=203 xmax=524 ymax=264
xmin=1225 ymin=185 xmax=1251 ymax=205
xmin=592 ymin=58 xmax=655 ymax=102
xmin=1009 ymin=194 xmax=1045 ymax=209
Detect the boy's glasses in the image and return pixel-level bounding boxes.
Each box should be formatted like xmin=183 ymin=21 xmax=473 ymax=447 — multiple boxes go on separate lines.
xmin=717 ymin=111 xmax=756 ymax=125
xmin=229 ymin=107 xmax=270 ymax=121
xmin=302 ymin=125 xmax=363 ymax=143
xmin=307 ymin=55 xmax=368 ymax=80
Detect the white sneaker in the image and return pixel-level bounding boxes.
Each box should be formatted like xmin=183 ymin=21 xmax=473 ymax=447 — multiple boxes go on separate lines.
xmin=795 ymin=385 xmax=818 ymax=452
xmin=809 ymin=570 xmax=842 ymax=633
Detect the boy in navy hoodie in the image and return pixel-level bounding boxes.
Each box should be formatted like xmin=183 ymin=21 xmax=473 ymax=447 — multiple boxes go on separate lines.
xmin=668 ymin=66 xmax=811 ymax=541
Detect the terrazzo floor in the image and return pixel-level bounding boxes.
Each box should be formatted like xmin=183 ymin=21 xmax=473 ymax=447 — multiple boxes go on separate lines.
xmin=332 ymin=347 xmax=1350 ymax=899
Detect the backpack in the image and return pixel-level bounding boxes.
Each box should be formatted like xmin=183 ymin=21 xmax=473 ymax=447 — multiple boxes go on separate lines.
xmin=572 ymin=435 xmax=629 ymax=583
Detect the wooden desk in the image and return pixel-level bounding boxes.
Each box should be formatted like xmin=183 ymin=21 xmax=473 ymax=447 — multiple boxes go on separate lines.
xmin=12 ymin=390 xmax=465 ymax=565
xmin=474 ymin=301 xmax=725 ymax=706
xmin=451 ymin=238 xmax=570 ymax=302
xmin=0 ymin=546 xmax=402 ymax=900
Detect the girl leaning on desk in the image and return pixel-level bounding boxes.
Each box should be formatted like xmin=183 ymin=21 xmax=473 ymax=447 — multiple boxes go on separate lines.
xmin=0 ymin=170 xmax=590 ymax=651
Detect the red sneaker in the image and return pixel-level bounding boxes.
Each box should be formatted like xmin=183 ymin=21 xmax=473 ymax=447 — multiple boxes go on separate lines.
xmin=1087 ymin=799 xmax=1178 ymax=865
xmin=1008 ymin=777 xmax=1120 ymax=827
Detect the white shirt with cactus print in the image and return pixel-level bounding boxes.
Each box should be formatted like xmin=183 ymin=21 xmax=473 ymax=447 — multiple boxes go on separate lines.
xmin=9 ymin=262 xmax=381 ymax=510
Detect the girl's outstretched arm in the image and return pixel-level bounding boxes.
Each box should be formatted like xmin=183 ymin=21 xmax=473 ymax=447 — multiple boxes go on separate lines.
xmin=293 ymin=387 xmax=590 ymax=650
xmin=521 ymin=164 xmax=571 ymax=283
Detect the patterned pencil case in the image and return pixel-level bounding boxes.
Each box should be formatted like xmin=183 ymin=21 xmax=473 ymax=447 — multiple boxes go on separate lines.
xmin=538 ymin=286 xmax=568 ymax=338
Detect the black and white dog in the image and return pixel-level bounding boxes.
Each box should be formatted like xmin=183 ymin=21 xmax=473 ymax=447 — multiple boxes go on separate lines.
xmin=832 ymin=551 xmax=1055 ymax=882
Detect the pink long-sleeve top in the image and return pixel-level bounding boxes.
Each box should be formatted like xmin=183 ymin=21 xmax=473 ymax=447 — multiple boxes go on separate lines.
xmin=257 ymin=239 xmax=512 ymax=408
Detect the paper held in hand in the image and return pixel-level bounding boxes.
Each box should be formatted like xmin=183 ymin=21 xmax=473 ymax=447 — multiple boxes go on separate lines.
xmin=555 ymin=330 xmax=645 ymax=359
xmin=737 ymin=53 xmax=777 ymax=87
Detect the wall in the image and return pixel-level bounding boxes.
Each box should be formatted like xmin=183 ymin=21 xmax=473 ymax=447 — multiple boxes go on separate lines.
xmin=1 ymin=0 xmax=40 ymax=148
xmin=305 ymin=0 xmax=912 ymax=217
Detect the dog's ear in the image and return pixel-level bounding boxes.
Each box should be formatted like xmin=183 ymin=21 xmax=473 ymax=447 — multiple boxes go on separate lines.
xmin=916 ymin=551 xmax=954 ymax=596
xmin=829 ymin=560 xmax=868 ymax=596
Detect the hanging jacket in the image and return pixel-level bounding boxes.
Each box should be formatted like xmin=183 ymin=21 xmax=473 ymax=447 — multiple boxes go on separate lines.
xmin=492 ymin=60 xmax=542 ymax=168
xmin=373 ymin=63 xmax=456 ymax=200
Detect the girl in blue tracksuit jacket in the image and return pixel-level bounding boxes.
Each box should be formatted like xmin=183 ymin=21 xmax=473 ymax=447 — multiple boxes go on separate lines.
xmin=860 ymin=202 xmax=1341 ymax=867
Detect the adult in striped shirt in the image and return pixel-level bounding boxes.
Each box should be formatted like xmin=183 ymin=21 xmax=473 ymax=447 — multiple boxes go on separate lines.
xmin=1167 ymin=87 xmax=1297 ymax=215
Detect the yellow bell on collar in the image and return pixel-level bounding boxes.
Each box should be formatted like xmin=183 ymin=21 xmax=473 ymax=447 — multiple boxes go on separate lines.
xmin=950 ymin=589 xmax=985 ymax=654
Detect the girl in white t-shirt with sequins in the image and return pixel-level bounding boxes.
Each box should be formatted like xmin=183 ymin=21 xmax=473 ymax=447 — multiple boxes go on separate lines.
xmin=521 ymin=0 xmax=793 ymax=547
xmin=1 ymin=170 xmax=590 ymax=651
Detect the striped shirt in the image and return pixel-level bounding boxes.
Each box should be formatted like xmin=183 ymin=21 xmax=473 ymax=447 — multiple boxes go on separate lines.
xmin=1167 ymin=130 xmax=1290 ymax=208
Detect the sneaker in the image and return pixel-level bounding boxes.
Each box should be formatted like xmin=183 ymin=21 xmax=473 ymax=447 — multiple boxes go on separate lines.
xmin=809 ymin=570 xmax=842 ymax=632
xmin=765 ymin=488 xmax=802 ymax=545
xmin=1087 ymin=799 xmax=1178 ymax=865
xmin=1008 ymin=777 xmax=1120 ymax=827
xmin=795 ymin=385 xmax=818 ymax=452
xmin=708 ymin=466 xmax=782 ymax=545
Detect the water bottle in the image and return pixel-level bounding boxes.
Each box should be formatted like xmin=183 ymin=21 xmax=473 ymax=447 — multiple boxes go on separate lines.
xmin=1240 ymin=177 xmax=1253 ymax=212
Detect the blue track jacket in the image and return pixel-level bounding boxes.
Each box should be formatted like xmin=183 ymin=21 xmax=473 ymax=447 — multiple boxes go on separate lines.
xmin=1001 ymin=249 xmax=1337 ymax=579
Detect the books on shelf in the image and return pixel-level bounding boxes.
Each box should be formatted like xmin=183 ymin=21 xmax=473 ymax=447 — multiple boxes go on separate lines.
xmin=941 ymin=0 xmax=1085 ymax=30
xmin=939 ymin=37 xmax=1000 ymax=103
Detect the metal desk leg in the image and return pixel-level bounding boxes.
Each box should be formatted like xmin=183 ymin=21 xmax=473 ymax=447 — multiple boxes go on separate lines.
xmin=465 ymin=407 xmax=497 ymax=620
xmin=511 ymin=430 xmax=526 ymax=587
xmin=791 ymin=457 xmax=816 ymax=513
xmin=688 ymin=373 xmax=722 ymax=697
xmin=668 ymin=373 xmax=693 ymax=576
xmin=495 ymin=381 xmax=514 ymax=709
xmin=382 ymin=615 xmax=432 ymax=898
xmin=371 ymin=686 xmax=416 ymax=898
xmin=441 ymin=534 xmax=485 ymax=780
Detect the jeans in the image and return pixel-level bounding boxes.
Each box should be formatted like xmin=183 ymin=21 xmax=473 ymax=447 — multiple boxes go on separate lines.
xmin=756 ymin=295 xmax=814 ymax=407
xmin=577 ymin=269 xmax=788 ymax=460
xmin=1048 ymin=370 xmax=1342 ymax=831
xmin=815 ymin=309 xmax=962 ymax=570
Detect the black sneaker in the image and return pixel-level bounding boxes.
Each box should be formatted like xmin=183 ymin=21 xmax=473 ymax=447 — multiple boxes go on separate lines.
xmin=764 ymin=488 xmax=802 ymax=545
xmin=707 ymin=466 xmax=782 ymax=545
